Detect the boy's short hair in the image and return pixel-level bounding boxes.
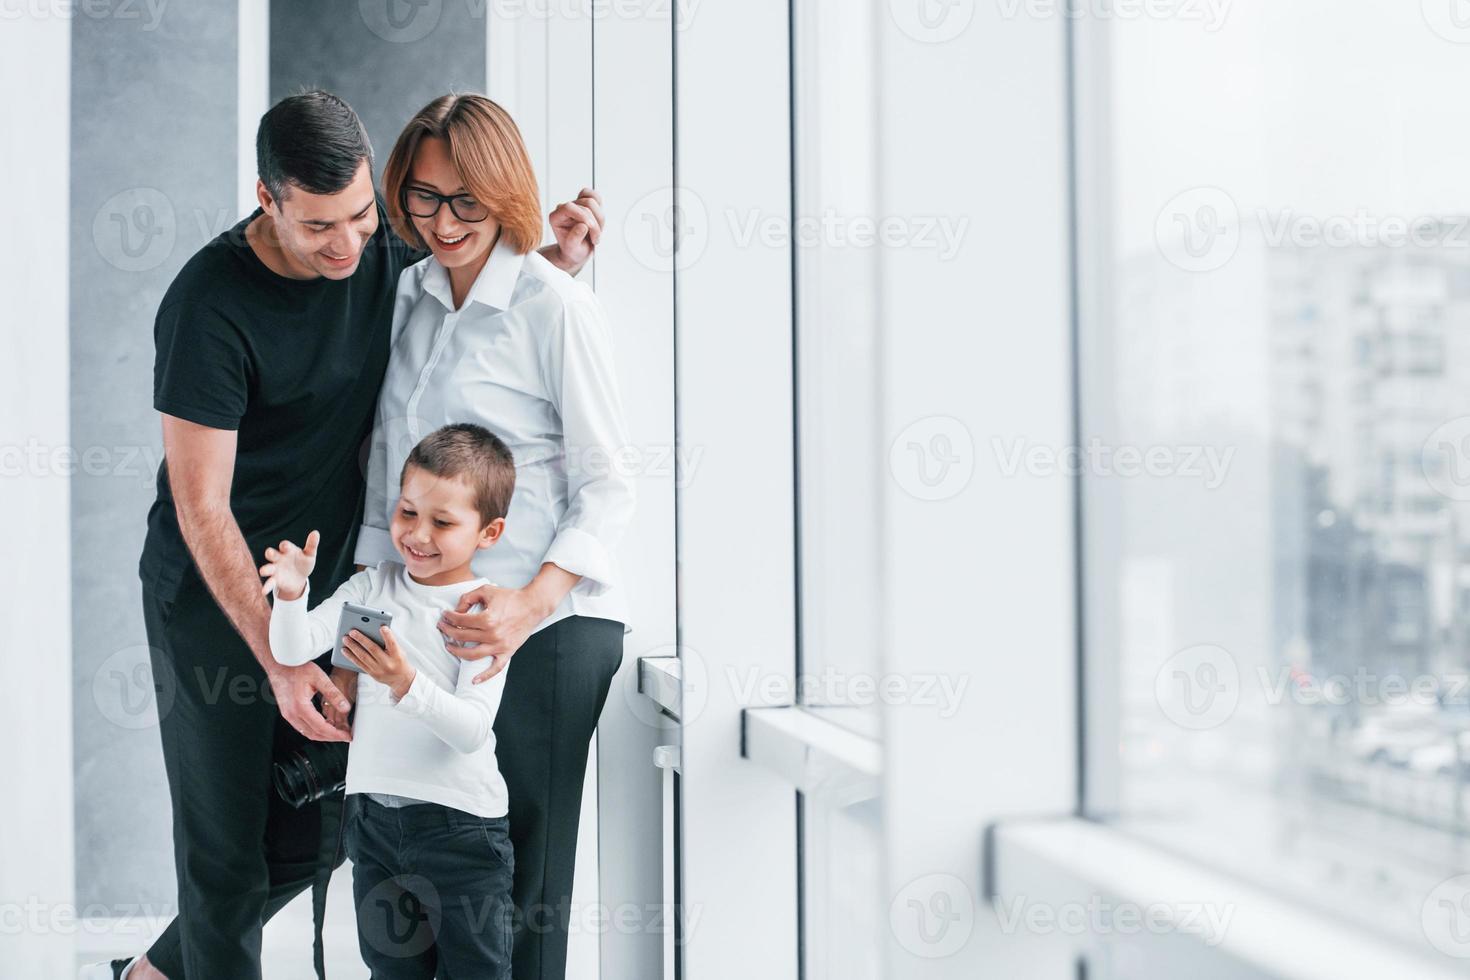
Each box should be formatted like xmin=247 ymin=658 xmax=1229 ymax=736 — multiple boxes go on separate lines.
xmin=402 ymin=424 xmax=516 ymax=525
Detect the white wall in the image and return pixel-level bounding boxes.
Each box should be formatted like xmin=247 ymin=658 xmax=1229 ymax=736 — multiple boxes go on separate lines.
xmin=1 ymin=11 xmax=74 ymax=979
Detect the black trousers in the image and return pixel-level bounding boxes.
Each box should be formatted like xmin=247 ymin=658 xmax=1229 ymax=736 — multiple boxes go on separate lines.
xmin=142 ymin=589 xmax=622 ymax=980
xmin=345 ymin=796 xmax=515 ymax=979
xmin=492 ymin=615 xmax=624 ymax=980
xmin=142 ymin=574 xmax=342 ymax=980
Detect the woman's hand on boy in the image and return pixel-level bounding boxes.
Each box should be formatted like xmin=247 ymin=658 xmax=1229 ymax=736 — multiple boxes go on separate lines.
xmin=258 ymin=530 xmax=320 ymax=601
xmin=341 ymin=625 xmax=416 ymax=701
xmin=438 ymin=580 xmax=559 ymax=684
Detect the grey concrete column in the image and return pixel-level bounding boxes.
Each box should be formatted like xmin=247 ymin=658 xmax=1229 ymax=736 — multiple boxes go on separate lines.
xmin=71 ymin=0 xmax=240 ymax=910
xmin=271 ymin=0 xmax=488 ymax=174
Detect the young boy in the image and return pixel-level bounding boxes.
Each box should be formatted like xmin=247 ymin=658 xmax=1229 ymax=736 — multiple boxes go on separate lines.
xmin=259 ymin=422 xmax=516 ymax=979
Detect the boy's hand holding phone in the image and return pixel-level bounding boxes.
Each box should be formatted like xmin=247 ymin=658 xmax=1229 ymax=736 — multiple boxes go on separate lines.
xmin=259 ymin=530 xmax=320 ymax=601
xmin=341 ymin=626 xmax=417 ymax=700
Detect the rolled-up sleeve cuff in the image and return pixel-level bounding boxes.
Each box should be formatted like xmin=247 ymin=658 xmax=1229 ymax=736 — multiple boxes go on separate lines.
xmin=543 ymin=526 xmax=614 ymax=596
xmin=354 ymin=525 xmax=398 ymax=569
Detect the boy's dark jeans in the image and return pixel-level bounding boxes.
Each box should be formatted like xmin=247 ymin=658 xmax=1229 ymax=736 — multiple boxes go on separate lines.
xmin=345 ymin=795 xmax=515 ymax=980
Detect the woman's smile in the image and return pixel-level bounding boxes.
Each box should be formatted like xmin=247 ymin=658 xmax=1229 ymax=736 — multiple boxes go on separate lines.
xmin=432 ymin=230 xmax=470 ymax=251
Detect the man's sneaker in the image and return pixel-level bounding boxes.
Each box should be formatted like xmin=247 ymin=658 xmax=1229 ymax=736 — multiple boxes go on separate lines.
xmin=78 ymin=957 xmax=135 ymax=979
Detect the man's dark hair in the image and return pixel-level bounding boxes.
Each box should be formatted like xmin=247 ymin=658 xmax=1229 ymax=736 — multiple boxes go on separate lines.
xmin=402 ymin=424 xmax=517 ymax=526
xmin=256 ymin=90 xmax=373 ymax=201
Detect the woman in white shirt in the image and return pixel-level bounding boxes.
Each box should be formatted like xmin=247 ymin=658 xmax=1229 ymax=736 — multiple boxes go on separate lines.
xmin=354 ymin=93 xmax=634 ymax=980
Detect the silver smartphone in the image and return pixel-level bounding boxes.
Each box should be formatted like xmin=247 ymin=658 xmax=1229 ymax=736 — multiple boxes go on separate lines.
xmin=332 ymin=602 xmax=394 ymax=673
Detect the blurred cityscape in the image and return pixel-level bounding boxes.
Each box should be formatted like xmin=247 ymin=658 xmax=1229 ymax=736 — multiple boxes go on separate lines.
xmin=1104 ymin=222 xmax=1470 ymax=946
xmin=1269 ymin=226 xmax=1470 ymax=834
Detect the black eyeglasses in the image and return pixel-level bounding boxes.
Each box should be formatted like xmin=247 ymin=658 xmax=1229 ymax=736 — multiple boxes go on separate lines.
xmin=401 ymin=186 xmax=490 ymax=223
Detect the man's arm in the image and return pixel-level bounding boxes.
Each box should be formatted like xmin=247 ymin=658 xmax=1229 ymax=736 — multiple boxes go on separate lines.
xmin=162 ymin=414 xmax=349 ymax=741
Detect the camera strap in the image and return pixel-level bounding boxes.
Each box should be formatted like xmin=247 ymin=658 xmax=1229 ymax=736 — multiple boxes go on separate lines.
xmin=311 ymin=789 xmax=347 ymax=979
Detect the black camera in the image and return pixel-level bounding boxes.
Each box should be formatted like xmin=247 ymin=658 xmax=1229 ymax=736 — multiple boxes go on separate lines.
xmin=273 ymin=741 xmax=349 ymax=809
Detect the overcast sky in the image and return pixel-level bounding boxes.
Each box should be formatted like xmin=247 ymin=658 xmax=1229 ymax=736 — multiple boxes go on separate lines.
xmin=1110 ymin=0 xmax=1470 ymax=253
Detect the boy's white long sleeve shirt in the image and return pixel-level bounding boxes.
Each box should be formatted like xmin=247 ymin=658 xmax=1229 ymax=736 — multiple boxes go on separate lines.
xmin=269 ymin=561 xmax=508 ymax=818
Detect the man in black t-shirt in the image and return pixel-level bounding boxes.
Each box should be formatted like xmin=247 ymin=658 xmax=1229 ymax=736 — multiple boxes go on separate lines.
xmin=108 ymin=91 xmax=602 ymax=980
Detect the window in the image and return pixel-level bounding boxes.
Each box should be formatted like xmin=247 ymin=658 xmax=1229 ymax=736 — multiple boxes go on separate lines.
xmin=1080 ymin=0 xmax=1470 ymax=959
xmin=792 ymin=0 xmax=884 ymax=975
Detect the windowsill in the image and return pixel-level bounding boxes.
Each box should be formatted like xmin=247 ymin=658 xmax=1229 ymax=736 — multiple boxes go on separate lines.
xmin=990 ymin=817 xmax=1468 ymax=980
xmin=638 ymin=655 xmax=682 ymax=722
xmin=741 ymin=706 xmax=881 ymax=806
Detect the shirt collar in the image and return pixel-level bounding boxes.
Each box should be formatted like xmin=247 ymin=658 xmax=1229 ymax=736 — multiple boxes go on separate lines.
xmin=421 ymin=232 xmax=527 ymax=313
xmin=396 ymin=564 xmax=489 ymax=601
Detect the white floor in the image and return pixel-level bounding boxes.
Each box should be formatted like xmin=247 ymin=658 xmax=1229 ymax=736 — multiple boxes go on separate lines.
xmin=77 ymin=755 xmax=599 ymax=979
xmin=77 ymin=863 xmax=368 ymax=980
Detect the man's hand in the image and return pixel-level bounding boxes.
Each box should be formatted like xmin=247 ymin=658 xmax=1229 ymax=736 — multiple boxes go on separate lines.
xmin=341 ymin=626 xmax=416 ymax=700
xmin=258 ymin=530 xmax=319 ymax=601
xmin=438 ymin=583 xmax=552 ymax=684
xmin=543 ymin=187 xmax=604 ymax=275
xmin=269 ymin=662 xmax=352 ymax=743
xmin=324 ymin=667 xmax=357 ymax=732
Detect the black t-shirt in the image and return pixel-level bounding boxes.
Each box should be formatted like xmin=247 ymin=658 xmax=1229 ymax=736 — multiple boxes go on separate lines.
xmin=139 ymin=201 xmax=425 ymax=602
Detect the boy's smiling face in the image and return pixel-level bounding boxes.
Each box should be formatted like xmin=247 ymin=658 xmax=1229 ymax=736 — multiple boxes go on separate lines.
xmin=391 ymin=464 xmax=503 ymax=584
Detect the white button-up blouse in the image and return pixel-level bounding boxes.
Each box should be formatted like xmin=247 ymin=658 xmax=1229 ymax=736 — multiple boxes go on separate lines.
xmin=354 ymin=235 xmax=635 ymax=632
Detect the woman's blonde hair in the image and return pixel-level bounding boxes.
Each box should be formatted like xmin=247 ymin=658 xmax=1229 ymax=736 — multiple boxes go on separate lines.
xmin=382 ymin=94 xmax=541 ymax=254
